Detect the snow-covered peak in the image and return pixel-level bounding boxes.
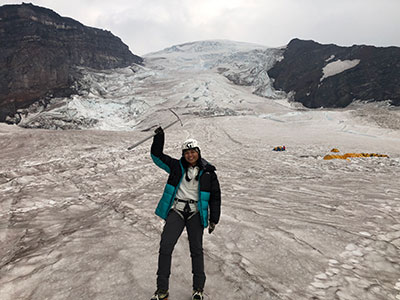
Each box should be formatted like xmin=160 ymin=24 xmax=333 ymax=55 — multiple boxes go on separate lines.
xmin=144 ymin=39 xmax=275 ymax=71
xmin=142 ymin=40 xmax=285 ymax=100
xmin=148 ymin=39 xmax=268 ymax=55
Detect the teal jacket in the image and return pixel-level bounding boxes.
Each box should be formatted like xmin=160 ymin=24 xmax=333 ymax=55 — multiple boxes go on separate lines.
xmin=151 ymin=132 xmax=221 ymax=228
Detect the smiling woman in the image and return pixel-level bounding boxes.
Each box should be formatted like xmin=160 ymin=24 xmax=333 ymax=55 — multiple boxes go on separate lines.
xmin=183 ymin=145 xmax=200 ymax=167
xmin=149 ymin=126 xmax=221 ymax=300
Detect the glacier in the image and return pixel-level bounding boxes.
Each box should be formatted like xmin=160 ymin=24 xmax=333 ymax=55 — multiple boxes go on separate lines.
xmin=1 ymin=40 xmax=400 ymax=300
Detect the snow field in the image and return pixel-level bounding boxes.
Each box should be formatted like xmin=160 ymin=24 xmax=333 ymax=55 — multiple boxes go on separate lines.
xmin=1 ymin=40 xmax=400 ymax=299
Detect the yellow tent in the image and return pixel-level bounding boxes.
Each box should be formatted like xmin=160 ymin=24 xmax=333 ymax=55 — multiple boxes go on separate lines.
xmin=323 ymin=152 xmax=389 ymax=160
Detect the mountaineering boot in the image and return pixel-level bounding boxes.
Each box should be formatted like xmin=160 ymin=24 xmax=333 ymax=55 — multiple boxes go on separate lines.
xmin=150 ymin=289 xmax=169 ymax=300
xmin=192 ymin=290 xmax=204 ymax=300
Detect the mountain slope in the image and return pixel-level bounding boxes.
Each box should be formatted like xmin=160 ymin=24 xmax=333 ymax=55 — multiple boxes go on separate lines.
xmin=7 ymin=37 xmax=400 ymax=129
xmin=0 ymin=3 xmax=142 ymax=123
xmin=16 ymin=40 xmax=286 ymax=130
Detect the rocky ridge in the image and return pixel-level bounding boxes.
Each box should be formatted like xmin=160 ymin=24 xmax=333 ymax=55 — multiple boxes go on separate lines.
xmin=268 ymin=38 xmax=400 ymax=108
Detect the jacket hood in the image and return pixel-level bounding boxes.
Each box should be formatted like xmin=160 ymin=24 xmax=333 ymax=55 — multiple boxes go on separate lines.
xmin=202 ymin=158 xmax=216 ymax=172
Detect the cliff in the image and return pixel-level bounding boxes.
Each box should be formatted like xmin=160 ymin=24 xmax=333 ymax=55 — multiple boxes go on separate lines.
xmin=0 ymin=3 xmax=143 ymax=122
xmin=268 ymin=39 xmax=400 ymax=108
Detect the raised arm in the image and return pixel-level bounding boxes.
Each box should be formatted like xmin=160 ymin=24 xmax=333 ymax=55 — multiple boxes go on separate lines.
xmin=150 ymin=127 xmax=175 ymax=173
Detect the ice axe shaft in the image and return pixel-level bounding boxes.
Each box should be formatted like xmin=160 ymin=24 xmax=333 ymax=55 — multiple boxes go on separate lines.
xmin=127 ymin=109 xmax=182 ymax=150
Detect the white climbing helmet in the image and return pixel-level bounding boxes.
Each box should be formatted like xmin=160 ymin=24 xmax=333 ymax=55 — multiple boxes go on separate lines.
xmin=182 ymin=138 xmax=200 ymax=153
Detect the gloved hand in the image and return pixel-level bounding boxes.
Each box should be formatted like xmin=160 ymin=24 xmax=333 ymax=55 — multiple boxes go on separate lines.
xmin=208 ymin=222 xmax=216 ymax=234
xmin=154 ymin=126 xmax=164 ymax=135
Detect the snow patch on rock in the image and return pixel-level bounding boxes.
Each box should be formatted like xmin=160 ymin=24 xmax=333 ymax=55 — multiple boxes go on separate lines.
xmin=321 ymin=59 xmax=360 ymax=81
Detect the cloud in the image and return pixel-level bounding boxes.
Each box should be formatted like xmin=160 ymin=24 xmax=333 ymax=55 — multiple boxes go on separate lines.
xmin=1 ymin=0 xmax=399 ymax=54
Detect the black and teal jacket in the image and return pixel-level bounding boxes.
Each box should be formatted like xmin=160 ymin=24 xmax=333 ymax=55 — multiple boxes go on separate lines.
xmin=151 ymin=131 xmax=221 ymax=228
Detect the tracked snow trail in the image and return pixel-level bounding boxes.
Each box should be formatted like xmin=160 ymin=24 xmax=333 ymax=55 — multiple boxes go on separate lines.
xmin=2 ymin=40 xmax=400 ymax=300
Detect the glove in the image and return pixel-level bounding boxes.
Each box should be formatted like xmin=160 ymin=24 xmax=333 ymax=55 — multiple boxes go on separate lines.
xmin=208 ymin=222 xmax=216 ymax=234
xmin=154 ymin=126 xmax=164 ymax=135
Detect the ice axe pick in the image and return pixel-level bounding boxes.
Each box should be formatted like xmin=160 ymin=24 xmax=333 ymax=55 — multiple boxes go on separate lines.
xmin=127 ymin=109 xmax=183 ymax=150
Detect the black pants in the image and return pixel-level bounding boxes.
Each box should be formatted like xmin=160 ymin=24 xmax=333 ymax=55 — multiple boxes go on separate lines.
xmin=157 ymin=210 xmax=205 ymax=291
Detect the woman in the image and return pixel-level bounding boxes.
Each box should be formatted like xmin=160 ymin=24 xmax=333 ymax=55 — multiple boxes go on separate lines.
xmin=150 ymin=126 xmax=221 ymax=300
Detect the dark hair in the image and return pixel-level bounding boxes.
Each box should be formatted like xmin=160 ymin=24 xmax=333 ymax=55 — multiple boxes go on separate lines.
xmin=185 ymin=171 xmax=199 ymax=182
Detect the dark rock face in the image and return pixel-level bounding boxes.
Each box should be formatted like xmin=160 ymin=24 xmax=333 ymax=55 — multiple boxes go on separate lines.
xmin=0 ymin=3 xmax=143 ymax=122
xmin=268 ymin=38 xmax=400 ymax=108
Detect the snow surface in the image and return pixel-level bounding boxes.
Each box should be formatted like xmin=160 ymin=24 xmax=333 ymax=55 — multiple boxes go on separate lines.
xmin=320 ymin=59 xmax=361 ymax=81
xmin=1 ymin=40 xmax=400 ymax=300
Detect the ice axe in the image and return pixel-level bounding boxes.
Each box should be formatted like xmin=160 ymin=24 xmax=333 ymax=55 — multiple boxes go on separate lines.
xmin=127 ymin=109 xmax=183 ymax=150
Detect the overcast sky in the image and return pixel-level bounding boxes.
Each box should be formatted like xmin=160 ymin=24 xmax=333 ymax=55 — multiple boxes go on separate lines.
xmin=1 ymin=0 xmax=400 ymax=55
